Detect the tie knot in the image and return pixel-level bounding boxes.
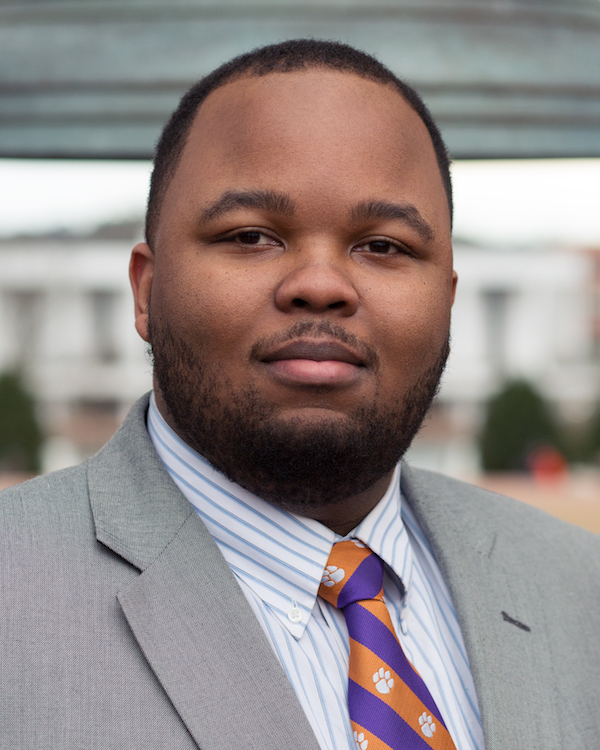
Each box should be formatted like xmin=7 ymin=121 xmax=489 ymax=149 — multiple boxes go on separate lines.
xmin=318 ymin=539 xmax=384 ymax=608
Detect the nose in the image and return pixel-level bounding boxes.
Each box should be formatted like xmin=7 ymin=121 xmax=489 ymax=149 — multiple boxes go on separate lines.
xmin=274 ymin=259 xmax=359 ymax=317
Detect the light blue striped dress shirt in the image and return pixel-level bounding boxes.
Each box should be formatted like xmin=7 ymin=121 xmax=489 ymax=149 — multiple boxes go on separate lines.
xmin=147 ymin=393 xmax=484 ymax=750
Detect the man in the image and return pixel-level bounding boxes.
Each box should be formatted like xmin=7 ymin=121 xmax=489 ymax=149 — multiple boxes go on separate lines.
xmin=2 ymin=40 xmax=599 ymax=750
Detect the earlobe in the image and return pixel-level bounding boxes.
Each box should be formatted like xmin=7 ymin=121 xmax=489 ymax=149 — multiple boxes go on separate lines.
xmin=129 ymin=242 xmax=155 ymax=343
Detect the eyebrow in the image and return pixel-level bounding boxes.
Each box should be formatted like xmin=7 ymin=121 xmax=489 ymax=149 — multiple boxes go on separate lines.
xmin=200 ymin=190 xmax=296 ymax=222
xmin=350 ymin=199 xmax=435 ymax=242
xmin=200 ymin=190 xmax=434 ymax=242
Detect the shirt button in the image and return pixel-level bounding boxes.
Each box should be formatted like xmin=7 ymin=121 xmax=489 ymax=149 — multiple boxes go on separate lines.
xmin=288 ymin=607 xmax=302 ymax=623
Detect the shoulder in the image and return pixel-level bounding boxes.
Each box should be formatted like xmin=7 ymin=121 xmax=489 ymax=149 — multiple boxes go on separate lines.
xmin=0 ymin=463 xmax=91 ymax=534
xmin=0 ymin=393 xmax=153 ymax=538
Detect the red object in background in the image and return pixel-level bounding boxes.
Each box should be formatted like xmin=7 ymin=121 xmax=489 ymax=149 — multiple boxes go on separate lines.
xmin=528 ymin=446 xmax=568 ymax=484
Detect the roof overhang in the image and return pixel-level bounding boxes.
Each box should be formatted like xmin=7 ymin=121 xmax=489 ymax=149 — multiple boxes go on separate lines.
xmin=1 ymin=0 xmax=599 ymax=160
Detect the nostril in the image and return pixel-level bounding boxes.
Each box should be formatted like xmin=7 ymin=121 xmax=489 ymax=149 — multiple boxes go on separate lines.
xmin=277 ymin=273 xmax=359 ymax=316
xmin=290 ymin=296 xmax=350 ymax=311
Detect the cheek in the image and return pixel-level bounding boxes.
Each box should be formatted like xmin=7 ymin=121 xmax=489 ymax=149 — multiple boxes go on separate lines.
xmin=373 ymin=282 xmax=452 ymax=372
xmin=156 ymin=262 xmax=273 ymax=355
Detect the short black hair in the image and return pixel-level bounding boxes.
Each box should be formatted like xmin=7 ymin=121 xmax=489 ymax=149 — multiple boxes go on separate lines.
xmin=145 ymin=38 xmax=452 ymax=246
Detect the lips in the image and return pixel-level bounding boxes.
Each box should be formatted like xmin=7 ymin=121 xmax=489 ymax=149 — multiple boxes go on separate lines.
xmin=260 ymin=339 xmax=366 ymax=386
xmin=261 ymin=340 xmax=365 ymax=366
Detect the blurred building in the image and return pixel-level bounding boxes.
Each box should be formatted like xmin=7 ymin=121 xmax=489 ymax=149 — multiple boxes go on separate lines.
xmin=0 ymin=225 xmax=151 ymax=472
xmin=1 ymin=227 xmax=599 ymax=476
xmin=407 ymin=241 xmax=600 ymax=476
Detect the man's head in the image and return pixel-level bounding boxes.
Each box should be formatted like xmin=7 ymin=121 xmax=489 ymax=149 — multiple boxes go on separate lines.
xmin=130 ymin=39 xmax=457 ymax=533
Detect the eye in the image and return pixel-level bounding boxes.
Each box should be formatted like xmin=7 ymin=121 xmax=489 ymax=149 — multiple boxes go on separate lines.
xmin=234 ymin=231 xmax=264 ymax=244
xmin=354 ymin=238 xmax=408 ymax=256
xmin=225 ymin=230 xmax=280 ymax=246
xmin=366 ymin=240 xmax=397 ymax=254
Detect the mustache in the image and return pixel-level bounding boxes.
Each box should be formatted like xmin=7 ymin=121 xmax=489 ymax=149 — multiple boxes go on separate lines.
xmin=250 ymin=319 xmax=380 ymax=371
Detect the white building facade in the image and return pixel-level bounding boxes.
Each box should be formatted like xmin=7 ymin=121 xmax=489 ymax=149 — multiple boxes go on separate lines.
xmin=407 ymin=242 xmax=600 ymax=476
xmin=0 ymin=237 xmax=151 ymax=472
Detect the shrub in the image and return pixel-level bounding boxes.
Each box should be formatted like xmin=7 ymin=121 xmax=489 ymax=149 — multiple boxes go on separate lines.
xmin=0 ymin=372 xmax=43 ymax=473
xmin=480 ymin=380 xmax=562 ymax=472
xmin=583 ymin=405 xmax=600 ymax=464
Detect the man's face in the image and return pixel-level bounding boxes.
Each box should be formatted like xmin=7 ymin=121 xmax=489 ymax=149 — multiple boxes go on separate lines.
xmin=131 ymin=70 xmax=456 ymax=525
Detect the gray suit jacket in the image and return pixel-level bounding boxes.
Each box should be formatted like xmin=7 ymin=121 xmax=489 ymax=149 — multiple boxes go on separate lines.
xmin=2 ymin=394 xmax=600 ymax=749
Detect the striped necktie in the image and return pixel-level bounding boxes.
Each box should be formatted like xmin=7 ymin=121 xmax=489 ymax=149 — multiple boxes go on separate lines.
xmin=318 ymin=539 xmax=456 ymax=750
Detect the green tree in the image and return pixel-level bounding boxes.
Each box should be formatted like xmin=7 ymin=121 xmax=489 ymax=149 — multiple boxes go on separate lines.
xmin=0 ymin=372 xmax=43 ymax=473
xmin=583 ymin=404 xmax=600 ymax=464
xmin=480 ymin=380 xmax=561 ymax=472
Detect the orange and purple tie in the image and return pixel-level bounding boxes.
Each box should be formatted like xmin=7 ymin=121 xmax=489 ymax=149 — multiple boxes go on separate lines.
xmin=318 ymin=540 xmax=457 ymax=750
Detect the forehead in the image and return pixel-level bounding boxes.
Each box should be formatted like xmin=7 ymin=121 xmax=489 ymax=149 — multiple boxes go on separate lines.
xmin=158 ymin=69 xmax=450 ymax=237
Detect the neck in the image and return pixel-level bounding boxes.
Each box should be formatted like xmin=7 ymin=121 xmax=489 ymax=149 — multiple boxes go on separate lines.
xmin=279 ymin=470 xmax=395 ymax=536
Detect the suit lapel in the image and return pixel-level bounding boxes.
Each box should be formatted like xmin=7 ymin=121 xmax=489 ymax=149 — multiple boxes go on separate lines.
xmin=401 ymin=463 xmax=562 ymax=750
xmin=87 ymin=395 xmax=320 ymax=750
xmin=117 ymin=511 xmax=319 ymax=750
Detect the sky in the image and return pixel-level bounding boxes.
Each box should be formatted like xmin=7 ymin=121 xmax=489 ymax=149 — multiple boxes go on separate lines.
xmin=0 ymin=157 xmax=599 ymax=247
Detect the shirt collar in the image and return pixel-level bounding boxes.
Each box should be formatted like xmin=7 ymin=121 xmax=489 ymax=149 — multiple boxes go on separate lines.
xmin=147 ymin=392 xmax=413 ymax=638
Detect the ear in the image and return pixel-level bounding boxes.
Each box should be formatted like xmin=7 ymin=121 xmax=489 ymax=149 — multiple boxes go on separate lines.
xmin=450 ymin=269 xmax=458 ymax=306
xmin=129 ymin=242 xmax=154 ymax=342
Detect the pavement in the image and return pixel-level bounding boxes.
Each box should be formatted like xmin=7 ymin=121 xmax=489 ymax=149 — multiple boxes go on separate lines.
xmin=475 ymin=471 xmax=600 ymax=535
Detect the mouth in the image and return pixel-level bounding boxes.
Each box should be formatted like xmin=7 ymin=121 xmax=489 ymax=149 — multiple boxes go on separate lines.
xmin=263 ymin=340 xmax=365 ymax=366
xmin=260 ymin=339 xmax=366 ymax=386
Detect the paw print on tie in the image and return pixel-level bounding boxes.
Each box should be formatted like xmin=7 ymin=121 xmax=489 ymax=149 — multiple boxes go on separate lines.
xmin=373 ymin=667 xmax=394 ymax=694
xmin=419 ymin=712 xmax=436 ymax=738
xmin=353 ymin=730 xmax=368 ymax=749
xmin=321 ymin=565 xmax=345 ymax=587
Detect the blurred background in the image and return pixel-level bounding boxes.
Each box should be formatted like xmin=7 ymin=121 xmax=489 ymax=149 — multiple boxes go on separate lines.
xmin=1 ymin=0 xmax=600 ymax=531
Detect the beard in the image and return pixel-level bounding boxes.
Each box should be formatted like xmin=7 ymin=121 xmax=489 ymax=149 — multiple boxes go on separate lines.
xmin=148 ymin=314 xmax=449 ymax=514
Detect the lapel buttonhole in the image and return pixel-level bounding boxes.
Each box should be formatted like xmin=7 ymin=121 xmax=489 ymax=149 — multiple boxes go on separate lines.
xmin=501 ymin=610 xmax=531 ymax=632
